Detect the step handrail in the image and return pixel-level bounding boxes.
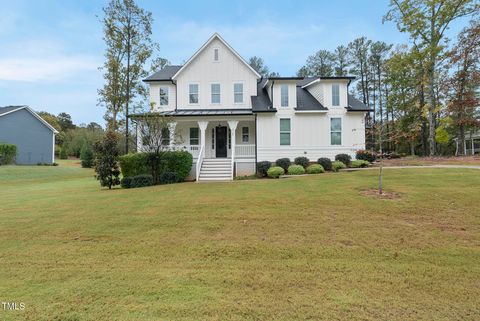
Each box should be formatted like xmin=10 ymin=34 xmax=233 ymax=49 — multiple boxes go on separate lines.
xmin=195 ymin=145 xmax=205 ymax=181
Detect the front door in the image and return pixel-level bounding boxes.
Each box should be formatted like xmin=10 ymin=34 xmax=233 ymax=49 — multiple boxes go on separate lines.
xmin=215 ymin=126 xmax=227 ymax=158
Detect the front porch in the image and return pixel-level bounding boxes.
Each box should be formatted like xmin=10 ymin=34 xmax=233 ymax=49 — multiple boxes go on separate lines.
xmin=136 ymin=115 xmax=256 ymax=180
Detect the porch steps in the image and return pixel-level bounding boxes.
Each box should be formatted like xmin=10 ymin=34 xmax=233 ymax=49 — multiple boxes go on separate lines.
xmin=198 ymin=158 xmax=232 ymax=181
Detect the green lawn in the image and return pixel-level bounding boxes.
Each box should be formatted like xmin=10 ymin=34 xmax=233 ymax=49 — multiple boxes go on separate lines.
xmin=1 ymin=161 xmax=479 ymax=321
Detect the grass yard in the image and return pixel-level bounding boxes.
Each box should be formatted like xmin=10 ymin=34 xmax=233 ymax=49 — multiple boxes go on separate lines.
xmin=1 ymin=161 xmax=479 ymax=321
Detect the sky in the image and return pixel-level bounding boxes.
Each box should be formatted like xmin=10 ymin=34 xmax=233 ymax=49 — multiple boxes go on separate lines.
xmin=0 ymin=0 xmax=472 ymax=126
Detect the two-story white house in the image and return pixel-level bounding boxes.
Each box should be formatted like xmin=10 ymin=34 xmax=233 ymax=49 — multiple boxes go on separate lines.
xmin=134 ymin=33 xmax=370 ymax=181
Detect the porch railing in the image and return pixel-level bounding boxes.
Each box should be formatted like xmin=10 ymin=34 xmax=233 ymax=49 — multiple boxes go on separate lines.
xmin=166 ymin=145 xmax=200 ymax=158
xmin=235 ymin=144 xmax=255 ymax=158
xmin=195 ymin=145 xmax=205 ymax=181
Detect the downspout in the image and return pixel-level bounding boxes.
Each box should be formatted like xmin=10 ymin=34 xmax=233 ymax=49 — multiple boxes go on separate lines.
xmin=270 ymin=80 xmax=275 ymax=109
xmin=255 ymin=113 xmax=258 ymax=173
xmin=171 ymin=79 xmax=177 ymax=111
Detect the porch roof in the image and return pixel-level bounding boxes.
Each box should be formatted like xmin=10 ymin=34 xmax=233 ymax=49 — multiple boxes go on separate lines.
xmin=131 ymin=109 xmax=254 ymax=118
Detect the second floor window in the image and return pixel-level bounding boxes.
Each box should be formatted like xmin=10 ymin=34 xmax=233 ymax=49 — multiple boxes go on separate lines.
xmin=332 ymin=84 xmax=340 ymax=106
xmin=211 ymin=83 xmax=220 ymax=104
xmin=159 ymin=86 xmax=168 ymax=106
xmin=189 ymin=84 xmax=198 ymax=104
xmin=281 ymin=84 xmax=289 ymax=107
xmin=234 ymin=83 xmax=243 ymax=103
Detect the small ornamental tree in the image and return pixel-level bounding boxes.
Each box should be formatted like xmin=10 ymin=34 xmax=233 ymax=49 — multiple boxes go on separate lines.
xmin=93 ymin=131 xmax=121 ymax=189
xmin=80 ymin=144 xmax=94 ymax=168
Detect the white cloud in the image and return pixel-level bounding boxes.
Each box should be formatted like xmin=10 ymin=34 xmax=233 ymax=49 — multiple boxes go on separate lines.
xmin=0 ymin=55 xmax=100 ymax=82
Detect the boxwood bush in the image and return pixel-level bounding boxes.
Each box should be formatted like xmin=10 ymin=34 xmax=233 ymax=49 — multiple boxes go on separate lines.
xmin=306 ymin=164 xmax=325 ymax=174
xmin=275 ymin=158 xmax=291 ymax=172
xmin=159 ymin=172 xmax=179 ymax=185
xmin=119 ymin=153 xmax=149 ymax=177
xmin=121 ymin=174 xmax=153 ymax=189
xmin=356 ymin=149 xmax=377 ymax=162
xmin=288 ymin=164 xmax=305 ymax=175
xmin=267 ymin=166 xmax=285 ymax=178
xmin=335 ymin=153 xmax=352 ymax=166
xmin=257 ymin=161 xmax=271 ymax=177
xmin=332 ymin=161 xmax=347 ymax=172
xmin=317 ymin=157 xmax=332 ymax=171
xmin=351 ymin=160 xmax=370 ymax=168
xmin=0 ymin=143 xmax=16 ymax=165
xmin=294 ymin=156 xmax=309 ymax=168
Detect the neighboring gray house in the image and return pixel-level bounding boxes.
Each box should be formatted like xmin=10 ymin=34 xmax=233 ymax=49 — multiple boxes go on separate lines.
xmin=0 ymin=106 xmax=58 ymax=164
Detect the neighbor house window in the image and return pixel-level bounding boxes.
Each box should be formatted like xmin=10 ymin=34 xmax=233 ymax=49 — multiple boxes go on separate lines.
xmin=242 ymin=127 xmax=249 ymax=143
xmin=330 ymin=118 xmax=342 ymax=145
xmin=332 ymin=84 xmax=340 ymax=106
xmin=161 ymin=127 xmax=170 ymax=146
xmin=190 ymin=128 xmax=199 ymax=145
xmin=281 ymin=84 xmax=289 ymax=107
xmin=280 ymin=118 xmax=291 ymax=145
xmin=211 ymin=83 xmax=220 ymax=104
xmin=189 ymin=84 xmax=199 ymax=104
xmin=234 ymin=83 xmax=243 ymax=103
xmin=213 ymin=48 xmax=219 ymax=61
xmin=159 ymin=86 xmax=168 ymax=106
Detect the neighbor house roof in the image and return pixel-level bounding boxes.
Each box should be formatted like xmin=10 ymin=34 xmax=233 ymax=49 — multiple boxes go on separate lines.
xmin=346 ymin=94 xmax=372 ymax=112
xmin=0 ymin=105 xmax=59 ymax=133
xmin=143 ymin=65 xmax=182 ymax=82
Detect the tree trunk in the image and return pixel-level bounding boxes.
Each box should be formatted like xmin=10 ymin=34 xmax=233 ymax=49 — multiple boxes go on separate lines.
xmin=125 ymin=20 xmax=131 ymax=154
xmin=458 ymin=124 xmax=465 ymax=155
xmin=410 ymin=141 xmax=415 ymax=156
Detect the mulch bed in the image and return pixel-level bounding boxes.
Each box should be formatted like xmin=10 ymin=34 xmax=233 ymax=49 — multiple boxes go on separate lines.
xmin=361 ymin=188 xmax=401 ymax=200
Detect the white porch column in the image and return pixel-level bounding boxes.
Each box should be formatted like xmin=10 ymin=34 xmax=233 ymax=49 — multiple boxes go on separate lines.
xmin=168 ymin=121 xmax=177 ymax=149
xmin=228 ymin=121 xmax=239 ymax=155
xmin=197 ymin=121 xmax=209 ymax=158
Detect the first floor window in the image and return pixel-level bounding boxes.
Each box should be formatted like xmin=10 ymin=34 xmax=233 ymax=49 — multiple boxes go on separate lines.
xmin=159 ymin=86 xmax=168 ymax=106
xmin=161 ymin=127 xmax=170 ymax=146
xmin=211 ymin=83 xmax=220 ymax=104
xmin=189 ymin=84 xmax=199 ymax=104
xmin=190 ymin=128 xmax=199 ymax=145
xmin=234 ymin=83 xmax=243 ymax=103
xmin=242 ymin=127 xmax=249 ymax=143
xmin=280 ymin=118 xmax=291 ymax=145
xmin=330 ymin=118 xmax=342 ymax=145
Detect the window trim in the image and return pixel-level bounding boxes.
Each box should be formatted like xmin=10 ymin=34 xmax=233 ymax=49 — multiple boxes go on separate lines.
xmin=332 ymin=84 xmax=340 ymax=107
xmin=279 ymin=118 xmax=291 ymax=146
xmin=188 ymin=83 xmax=199 ymax=105
xmin=330 ymin=117 xmax=342 ymax=146
xmin=280 ymin=84 xmax=289 ymax=107
xmin=242 ymin=126 xmax=249 ymax=143
xmin=233 ymin=82 xmax=244 ymax=104
xmin=189 ymin=127 xmax=199 ymax=146
xmin=210 ymin=83 xmax=221 ymax=105
xmin=159 ymin=86 xmax=169 ymax=106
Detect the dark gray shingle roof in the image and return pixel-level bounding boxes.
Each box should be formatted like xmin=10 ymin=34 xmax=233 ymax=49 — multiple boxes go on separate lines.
xmin=347 ymin=94 xmax=371 ymax=111
xmin=144 ymin=65 xmax=182 ymax=82
xmin=295 ymin=87 xmax=327 ymax=111
xmin=251 ymin=79 xmax=275 ymax=112
xmin=0 ymin=106 xmax=26 ymax=116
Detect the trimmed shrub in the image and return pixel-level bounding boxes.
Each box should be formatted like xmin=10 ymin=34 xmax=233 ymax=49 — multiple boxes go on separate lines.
xmin=163 ymin=151 xmax=193 ymax=182
xmin=356 ymin=150 xmax=377 ymax=162
xmin=257 ymin=161 xmax=271 ymax=177
xmin=317 ymin=157 xmax=332 ymax=171
xmin=159 ymin=172 xmax=179 ymax=185
xmin=275 ymin=158 xmax=291 ymax=172
xmin=267 ymin=166 xmax=285 ymax=178
xmin=288 ymin=164 xmax=305 ymax=175
xmin=121 ymin=174 xmax=154 ymax=188
xmin=351 ymin=160 xmax=370 ymax=168
xmin=59 ymin=147 xmax=68 ymax=160
xmin=332 ymin=161 xmax=347 ymax=172
xmin=118 ymin=153 xmax=149 ymax=177
xmin=80 ymin=144 xmax=94 ymax=168
xmin=306 ymin=164 xmax=325 ymax=174
xmin=294 ymin=156 xmax=310 ymax=168
xmin=0 ymin=143 xmax=17 ymax=165
xmin=335 ymin=153 xmax=351 ymax=166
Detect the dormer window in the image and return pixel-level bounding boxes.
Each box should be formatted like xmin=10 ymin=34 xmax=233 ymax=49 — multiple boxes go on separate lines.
xmin=280 ymin=84 xmax=289 ymax=107
xmin=332 ymin=84 xmax=340 ymax=106
xmin=213 ymin=48 xmax=219 ymax=61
